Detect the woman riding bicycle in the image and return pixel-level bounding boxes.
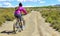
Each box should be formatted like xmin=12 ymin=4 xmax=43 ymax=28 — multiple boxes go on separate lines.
xmin=13 ymin=2 xmax=27 ymax=33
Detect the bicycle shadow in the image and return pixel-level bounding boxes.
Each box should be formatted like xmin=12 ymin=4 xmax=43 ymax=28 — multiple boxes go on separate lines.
xmin=0 ymin=30 xmax=14 ymax=35
xmin=0 ymin=17 xmax=26 ymax=35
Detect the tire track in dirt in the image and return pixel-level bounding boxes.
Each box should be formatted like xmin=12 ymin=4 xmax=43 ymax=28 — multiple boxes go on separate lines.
xmin=0 ymin=11 xmax=60 ymax=36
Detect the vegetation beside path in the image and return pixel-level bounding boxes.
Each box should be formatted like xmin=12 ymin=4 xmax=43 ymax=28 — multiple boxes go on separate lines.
xmin=0 ymin=6 xmax=60 ymax=32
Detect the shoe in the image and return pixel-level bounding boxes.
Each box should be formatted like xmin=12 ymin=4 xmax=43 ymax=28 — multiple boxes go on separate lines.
xmin=23 ymin=25 xmax=25 ymax=30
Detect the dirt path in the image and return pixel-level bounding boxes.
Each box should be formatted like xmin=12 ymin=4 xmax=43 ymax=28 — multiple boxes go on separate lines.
xmin=0 ymin=11 xmax=60 ymax=36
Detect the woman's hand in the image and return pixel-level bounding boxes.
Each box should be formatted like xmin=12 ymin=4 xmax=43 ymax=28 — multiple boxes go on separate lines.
xmin=22 ymin=14 xmax=27 ymax=16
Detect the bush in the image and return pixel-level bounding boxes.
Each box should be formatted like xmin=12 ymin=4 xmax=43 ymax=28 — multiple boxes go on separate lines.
xmin=40 ymin=7 xmax=60 ymax=32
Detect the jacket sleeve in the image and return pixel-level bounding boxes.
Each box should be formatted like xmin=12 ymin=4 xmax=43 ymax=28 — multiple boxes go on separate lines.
xmin=22 ymin=8 xmax=27 ymax=15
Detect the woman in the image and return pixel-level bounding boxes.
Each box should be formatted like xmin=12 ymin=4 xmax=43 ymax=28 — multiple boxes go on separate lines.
xmin=13 ymin=2 xmax=27 ymax=33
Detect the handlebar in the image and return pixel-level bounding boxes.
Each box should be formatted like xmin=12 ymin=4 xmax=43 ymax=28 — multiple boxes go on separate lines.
xmin=22 ymin=14 xmax=27 ymax=16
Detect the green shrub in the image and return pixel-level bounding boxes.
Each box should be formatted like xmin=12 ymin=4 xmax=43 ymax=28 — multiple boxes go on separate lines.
xmin=0 ymin=16 xmax=5 ymax=26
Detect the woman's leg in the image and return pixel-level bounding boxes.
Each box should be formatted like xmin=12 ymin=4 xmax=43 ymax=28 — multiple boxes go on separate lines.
xmin=19 ymin=20 xmax=22 ymax=27
xmin=20 ymin=21 xmax=23 ymax=30
xmin=17 ymin=14 xmax=23 ymax=30
xmin=23 ymin=19 xmax=25 ymax=26
xmin=20 ymin=18 xmax=25 ymax=30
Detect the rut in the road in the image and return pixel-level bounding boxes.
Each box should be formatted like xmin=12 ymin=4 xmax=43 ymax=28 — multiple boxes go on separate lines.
xmin=0 ymin=11 xmax=60 ymax=36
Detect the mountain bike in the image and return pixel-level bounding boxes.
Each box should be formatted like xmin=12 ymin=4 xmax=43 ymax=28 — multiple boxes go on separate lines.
xmin=13 ymin=14 xmax=25 ymax=34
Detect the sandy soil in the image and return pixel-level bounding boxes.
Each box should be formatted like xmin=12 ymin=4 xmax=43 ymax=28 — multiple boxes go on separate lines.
xmin=0 ymin=11 xmax=60 ymax=36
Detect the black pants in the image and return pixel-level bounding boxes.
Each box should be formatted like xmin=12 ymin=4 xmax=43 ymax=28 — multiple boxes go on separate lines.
xmin=14 ymin=14 xmax=23 ymax=21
